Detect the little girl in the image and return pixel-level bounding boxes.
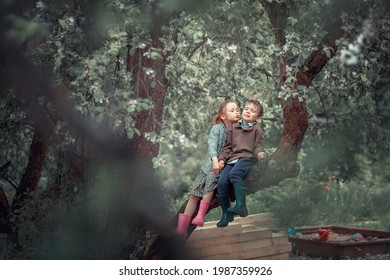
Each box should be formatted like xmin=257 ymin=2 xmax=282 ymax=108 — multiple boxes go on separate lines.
xmin=175 ymin=100 xmax=240 ymax=240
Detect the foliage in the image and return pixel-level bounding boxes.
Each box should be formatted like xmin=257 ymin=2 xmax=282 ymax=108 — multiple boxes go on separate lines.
xmin=248 ymin=173 xmax=387 ymax=228
xmin=1 ymin=0 xmax=390 ymax=259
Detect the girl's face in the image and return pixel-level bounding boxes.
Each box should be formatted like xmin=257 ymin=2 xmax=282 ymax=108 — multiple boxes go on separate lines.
xmin=222 ymin=102 xmax=240 ymax=122
xmin=242 ymin=102 xmax=260 ymax=124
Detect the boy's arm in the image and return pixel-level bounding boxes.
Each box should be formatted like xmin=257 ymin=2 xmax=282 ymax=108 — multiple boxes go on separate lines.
xmin=218 ymin=125 xmax=233 ymax=164
xmin=218 ymin=141 xmax=232 ymax=164
xmin=254 ymin=127 xmax=265 ymax=159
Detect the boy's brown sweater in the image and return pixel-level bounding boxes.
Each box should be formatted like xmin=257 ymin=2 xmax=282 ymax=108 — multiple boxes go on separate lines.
xmin=218 ymin=122 xmax=265 ymax=163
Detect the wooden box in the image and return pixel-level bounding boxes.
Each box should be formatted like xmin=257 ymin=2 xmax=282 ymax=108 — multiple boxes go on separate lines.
xmin=289 ymin=225 xmax=390 ymax=259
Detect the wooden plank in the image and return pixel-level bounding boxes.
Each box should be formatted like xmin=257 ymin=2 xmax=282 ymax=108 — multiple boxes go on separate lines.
xmin=234 ymin=213 xmax=275 ymax=225
xmin=185 ymin=213 xmax=290 ymax=260
xmin=188 ymin=222 xmax=242 ymax=241
xmin=186 ymin=227 xmax=273 ymax=249
xmin=271 ymin=232 xmax=290 ymax=246
xmin=201 ymin=243 xmax=292 ymax=260
xmin=203 ymin=212 xmax=274 ymax=227
xmin=192 ymin=237 xmax=273 ymax=258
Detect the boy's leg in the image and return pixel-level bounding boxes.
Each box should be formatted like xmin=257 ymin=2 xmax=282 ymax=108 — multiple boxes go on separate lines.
xmin=216 ymin=164 xmax=234 ymax=227
xmin=216 ymin=193 xmax=232 ymax=227
xmin=217 ymin=164 xmax=234 ymax=197
xmin=228 ymin=158 xmax=257 ymax=217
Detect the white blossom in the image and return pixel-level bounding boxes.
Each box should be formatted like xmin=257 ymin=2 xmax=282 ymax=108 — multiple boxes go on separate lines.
xmin=36 ymin=1 xmax=45 ymax=9
xmin=145 ymin=69 xmax=155 ymax=77
xmin=340 ymin=49 xmax=358 ymax=66
xmin=356 ymin=34 xmax=366 ymax=47
xmin=348 ymin=43 xmax=361 ymax=54
xmin=228 ymin=44 xmax=237 ymax=53
xmin=179 ymin=134 xmax=186 ymax=144
xmin=129 ymin=100 xmax=138 ymax=106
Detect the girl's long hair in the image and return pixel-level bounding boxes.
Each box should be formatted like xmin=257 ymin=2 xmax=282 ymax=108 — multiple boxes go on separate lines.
xmin=213 ymin=100 xmax=235 ymax=124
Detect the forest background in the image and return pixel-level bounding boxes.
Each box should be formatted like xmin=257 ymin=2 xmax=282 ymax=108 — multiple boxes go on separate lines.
xmin=0 ymin=0 xmax=390 ymax=259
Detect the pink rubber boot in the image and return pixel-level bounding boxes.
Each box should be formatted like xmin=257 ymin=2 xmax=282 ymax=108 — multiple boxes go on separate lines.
xmin=175 ymin=213 xmax=191 ymax=240
xmin=191 ymin=200 xmax=210 ymax=227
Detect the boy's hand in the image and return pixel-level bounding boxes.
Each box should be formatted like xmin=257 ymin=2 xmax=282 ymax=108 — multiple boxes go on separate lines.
xmin=257 ymin=152 xmax=266 ymax=160
xmin=218 ymin=160 xmax=225 ymax=170
xmin=212 ymin=162 xmax=220 ymax=174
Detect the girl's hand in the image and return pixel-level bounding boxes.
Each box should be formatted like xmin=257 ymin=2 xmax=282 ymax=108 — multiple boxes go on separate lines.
xmin=212 ymin=162 xmax=220 ymax=174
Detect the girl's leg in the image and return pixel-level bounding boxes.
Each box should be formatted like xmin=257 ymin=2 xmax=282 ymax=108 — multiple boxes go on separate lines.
xmin=191 ymin=191 xmax=213 ymax=226
xmin=202 ymin=191 xmax=214 ymax=202
xmin=176 ymin=195 xmax=200 ymax=240
xmin=184 ymin=195 xmax=201 ymax=216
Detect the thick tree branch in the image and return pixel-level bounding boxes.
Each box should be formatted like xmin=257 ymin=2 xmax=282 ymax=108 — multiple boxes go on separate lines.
xmin=0 ymin=187 xmax=11 ymax=234
xmin=11 ymin=125 xmax=50 ymax=211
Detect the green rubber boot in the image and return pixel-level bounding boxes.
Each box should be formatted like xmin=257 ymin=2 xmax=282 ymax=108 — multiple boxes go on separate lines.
xmin=228 ymin=184 xmax=248 ymax=217
xmin=217 ymin=195 xmax=234 ymax=227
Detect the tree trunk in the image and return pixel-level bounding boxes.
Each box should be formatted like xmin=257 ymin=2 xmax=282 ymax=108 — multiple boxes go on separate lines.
xmin=11 ymin=126 xmax=50 ymax=211
xmin=126 ymin=2 xmax=170 ymax=161
xmin=0 ymin=187 xmax=11 ymax=234
xmin=126 ymin=38 xmax=168 ymax=160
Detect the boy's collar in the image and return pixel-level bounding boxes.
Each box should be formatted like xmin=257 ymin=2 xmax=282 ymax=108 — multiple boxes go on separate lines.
xmin=238 ymin=119 xmax=257 ymax=130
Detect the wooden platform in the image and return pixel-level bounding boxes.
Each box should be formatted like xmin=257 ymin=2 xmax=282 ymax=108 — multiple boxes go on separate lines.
xmin=186 ymin=213 xmax=291 ymax=260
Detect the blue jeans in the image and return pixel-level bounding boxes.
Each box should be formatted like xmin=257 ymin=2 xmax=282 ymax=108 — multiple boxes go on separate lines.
xmin=217 ymin=157 xmax=257 ymax=196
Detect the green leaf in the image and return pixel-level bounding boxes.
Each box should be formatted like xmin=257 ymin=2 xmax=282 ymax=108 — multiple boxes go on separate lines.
xmin=96 ymin=113 xmax=104 ymax=123
xmin=290 ymin=17 xmax=298 ymax=26
xmin=58 ymin=19 xmax=66 ymax=28
xmin=94 ymin=89 xmax=103 ymax=100
xmin=360 ymin=74 xmax=370 ymax=84
xmin=297 ymin=85 xmax=305 ymax=93
xmin=150 ymin=51 xmax=162 ymax=60
xmin=127 ymin=129 xmax=134 ymax=139
xmin=96 ymin=106 xmax=104 ymax=113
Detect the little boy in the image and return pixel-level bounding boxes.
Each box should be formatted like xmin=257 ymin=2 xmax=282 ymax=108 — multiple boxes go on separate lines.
xmin=216 ymin=99 xmax=266 ymax=227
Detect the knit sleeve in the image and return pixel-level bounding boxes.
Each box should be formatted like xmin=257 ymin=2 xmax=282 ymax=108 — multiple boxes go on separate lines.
xmin=207 ymin=125 xmax=220 ymax=159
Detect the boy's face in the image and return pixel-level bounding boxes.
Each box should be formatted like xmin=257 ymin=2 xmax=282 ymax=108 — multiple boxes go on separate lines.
xmin=241 ymin=102 xmax=260 ymax=124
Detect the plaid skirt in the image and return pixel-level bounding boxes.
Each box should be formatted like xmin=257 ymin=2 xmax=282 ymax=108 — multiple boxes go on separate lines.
xmin=189 ymin=169 xmax=219 ymax=197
